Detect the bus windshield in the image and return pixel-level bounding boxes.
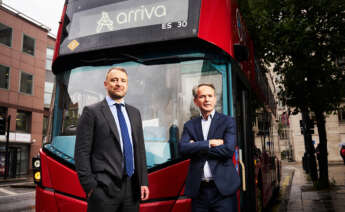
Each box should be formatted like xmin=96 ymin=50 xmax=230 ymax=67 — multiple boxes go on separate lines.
xmin=47 ymin=53 xmax=227 ymax=169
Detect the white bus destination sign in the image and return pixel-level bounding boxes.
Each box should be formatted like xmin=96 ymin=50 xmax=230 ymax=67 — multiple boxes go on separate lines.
xmin=68 ymin=0 xmax=189 ymax=39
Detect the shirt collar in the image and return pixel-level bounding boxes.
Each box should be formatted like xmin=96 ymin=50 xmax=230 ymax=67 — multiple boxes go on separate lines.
xmin=200 ymin=109 xmax=215 ymax=121
xmin=106 ymin=96 xmax=125 ymax=106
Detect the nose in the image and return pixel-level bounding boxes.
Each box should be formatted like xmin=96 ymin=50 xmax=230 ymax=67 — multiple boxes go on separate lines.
xmin=114 ymin=81 xmax=122 ymax=86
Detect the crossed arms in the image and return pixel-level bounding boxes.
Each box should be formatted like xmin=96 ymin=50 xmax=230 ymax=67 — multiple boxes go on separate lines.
xmin=178 ymin=118 xmax=236 ymax=161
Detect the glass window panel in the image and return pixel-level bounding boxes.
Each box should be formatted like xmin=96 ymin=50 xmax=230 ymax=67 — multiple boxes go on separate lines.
xmin=46 ymin=48 xmax=54 ymax=70
xmin=0 ymin=64 xmax=10 ymax=89
xmin=20 ymin=72 xmax=33 ymax=94
xmin=44 ymin=93 xmax=53 ymax=106
xmin=22 ymin=34 xmax=35 ymax=56
xmin=16 ymin=110 xmax=31 ymax=133
xmin=44 ymin=82 xmax=54 ymax=106
xmin=45 ymin=69 xmax=55 ymax=82
xmin=43 ymin=116 xmax=49 ymax=135
xmin=339 ymin=109 xmax=345 ymax=122
xmin=44 ymin=81 xmax=54 ymax=92
xmin=51 ymin=53 xmax=227 ymax=168
xmin=0 ymin=23 xmax=12 ymax=47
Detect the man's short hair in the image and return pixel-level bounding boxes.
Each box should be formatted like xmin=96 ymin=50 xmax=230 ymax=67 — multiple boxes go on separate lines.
xmin=192 ymin=83 xmax=216 ymax=98
xmin=105 ymin=67 xmax=128 ymax=80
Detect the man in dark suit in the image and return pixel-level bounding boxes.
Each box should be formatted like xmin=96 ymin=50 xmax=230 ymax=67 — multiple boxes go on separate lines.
xmin=179 ymin=83 xmax=240 ymax=212
xmin=75 ymin=67 xmax=149 ymax=212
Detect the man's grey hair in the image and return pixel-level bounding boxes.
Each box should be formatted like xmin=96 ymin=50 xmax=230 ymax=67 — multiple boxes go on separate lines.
xmin=192 ymin=83 xmax=216 ymax=98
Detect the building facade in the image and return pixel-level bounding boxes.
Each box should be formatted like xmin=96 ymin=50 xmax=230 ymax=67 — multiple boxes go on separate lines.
xmin=287 ymin=110 xmax=345 ymax=162
xmin=276 ymin=95 xmax=345 ymax=162
xmin=0 ymin=3 xmax=55 ymax=178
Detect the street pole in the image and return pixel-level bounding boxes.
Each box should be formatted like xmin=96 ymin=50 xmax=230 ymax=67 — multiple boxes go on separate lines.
xmin=301 ymin=110 xmax=318 ymax=181
xmin=4 ymin=115 xmax=11 ymax=179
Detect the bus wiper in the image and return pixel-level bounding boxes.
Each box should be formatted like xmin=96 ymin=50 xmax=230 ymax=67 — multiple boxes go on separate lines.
xmin=121 ymin=54 xmax=205 ymax=65
xmin=141 ymin=56 xmax=206 ymax=65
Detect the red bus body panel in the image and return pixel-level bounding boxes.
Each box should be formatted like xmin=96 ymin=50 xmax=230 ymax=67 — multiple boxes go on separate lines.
xmin=148 ymin=159 xmax=189 ymax=199
xmin=44 ymin=151 xmax=86 ymax=198
xmin=35 ymin=187 xmax=58 ymax=212
xmin=198 ymin=0 xmax=233 ymax=55
xmin=39 ymin=150 xmax=53 ymax=189
xmin=36 ymin=150 xmax=191 ymax=211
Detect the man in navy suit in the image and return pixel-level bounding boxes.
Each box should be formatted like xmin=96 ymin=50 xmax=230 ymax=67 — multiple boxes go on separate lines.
xmin=179 ymin=83 xmax=240 ymax=212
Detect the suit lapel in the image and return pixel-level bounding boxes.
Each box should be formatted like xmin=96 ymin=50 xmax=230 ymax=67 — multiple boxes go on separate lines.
xmin=193 ymin=117 xmax=204 ymax=141
xmin=101 ymin=99 xmax=121 ymax=144
xmin=207 ymin=112 xmax=219 ymax=140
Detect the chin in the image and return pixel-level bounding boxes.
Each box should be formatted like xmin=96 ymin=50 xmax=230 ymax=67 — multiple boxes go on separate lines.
xmin=110 ymin=93 xmax=125 ymax=99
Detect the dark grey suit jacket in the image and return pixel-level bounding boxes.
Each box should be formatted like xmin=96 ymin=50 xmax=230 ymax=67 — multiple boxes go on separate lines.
xmin=75 ymin=99 xmax=148 ymax=199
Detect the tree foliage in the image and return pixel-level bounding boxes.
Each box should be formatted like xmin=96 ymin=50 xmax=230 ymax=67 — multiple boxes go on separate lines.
xmin=239 ymin=0 xmax=345 ymax=113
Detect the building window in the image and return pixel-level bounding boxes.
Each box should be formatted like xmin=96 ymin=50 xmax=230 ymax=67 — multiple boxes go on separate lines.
xmin=0 ymin=107 xmax=7 ymax=119
xmin=19 ymin=72 xmax=33 ymax=95
xmin=339 ymin=109 xmax=345 ymax=123
xmin=44 ymin=82 xmax=54 ymax=107
xmin=43 ymin=116 xmax=48 ymax=136
xmin=0 ymin=23 xmax=12 ymax=47
xmin=46 ymin=48 xmax=54 ymax=70
xmin=22 ymin=34 xmax=35 ymax=56
xmin=0 ymin=64 xmax=10 ymax=89
xmin=16 ymin=110 xmax=31 ymax=133
xmin=279 ymin=128 xmax=288 ymax=139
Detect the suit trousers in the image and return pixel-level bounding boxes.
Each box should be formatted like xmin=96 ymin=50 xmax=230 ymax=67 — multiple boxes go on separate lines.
xmin=87 ymin=176 xmax=139 ymax=212
xmin=192 ymin=181 xmax=237 ymax=212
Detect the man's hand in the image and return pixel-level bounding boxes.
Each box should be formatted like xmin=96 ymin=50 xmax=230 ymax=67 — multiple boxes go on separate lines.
xmin=87 ymin=188 xmax=94 ymax=198
xmin=189 ymin=140 xmax=194 ymax=143
xmin=209 ymin=139 xmax=224 ymax=147
xmin=141 ymin=186 xmax=149 ymax=201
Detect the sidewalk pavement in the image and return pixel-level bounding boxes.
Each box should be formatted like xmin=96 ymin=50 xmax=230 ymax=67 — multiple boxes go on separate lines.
xmin=0 ymin=175 xmax=34 ymax=188
xmin=280 ymin=161 xmax=345 ymax=212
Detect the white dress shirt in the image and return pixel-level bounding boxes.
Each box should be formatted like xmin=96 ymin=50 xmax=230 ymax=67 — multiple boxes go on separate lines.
xmin=201 ymin=109 xmax=216 ymax=180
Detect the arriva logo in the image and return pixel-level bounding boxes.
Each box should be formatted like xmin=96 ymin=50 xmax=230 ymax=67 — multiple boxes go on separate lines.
xmin=117 ymin=5 xmax=167 ymax=24
xmin=68 ymin=0 xmax=189 ymax=39
xmin=96 ymin=5 xmax=167 ymax=33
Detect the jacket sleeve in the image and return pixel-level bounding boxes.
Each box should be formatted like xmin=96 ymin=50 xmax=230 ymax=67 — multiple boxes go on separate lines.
xmin=178 ymin=123 xmax=209 ymax=157
xmin=207 ymin=117 xmax=236 ymax=161
xmin=74 ymin=106 xmax=98 ymax=195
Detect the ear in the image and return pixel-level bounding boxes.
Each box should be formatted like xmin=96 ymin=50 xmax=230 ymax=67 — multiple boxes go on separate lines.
xmin=193 ymin=98 xmax=198 ymax=106
xmin=104 ymin=81 xmax=107 ymax=87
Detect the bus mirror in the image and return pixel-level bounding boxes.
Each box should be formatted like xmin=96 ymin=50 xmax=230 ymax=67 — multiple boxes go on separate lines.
xmin=234 ymin=44 xmax=249 ymax=62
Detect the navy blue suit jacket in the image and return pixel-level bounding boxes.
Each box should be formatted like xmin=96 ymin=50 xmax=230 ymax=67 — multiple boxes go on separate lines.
xmin=178 ymin=112 xmax=240 ymax=198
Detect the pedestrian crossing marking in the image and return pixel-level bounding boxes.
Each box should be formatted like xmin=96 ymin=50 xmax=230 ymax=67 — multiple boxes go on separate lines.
xmin=0 ymin=187 xmax=16 ymax=195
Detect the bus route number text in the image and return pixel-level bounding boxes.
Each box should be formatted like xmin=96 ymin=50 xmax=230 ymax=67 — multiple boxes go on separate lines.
xmin=162 ymin=20 xmax=187 ymax=30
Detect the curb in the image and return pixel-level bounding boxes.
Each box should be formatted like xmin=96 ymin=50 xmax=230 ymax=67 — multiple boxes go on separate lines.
xmin=278 ymin=168 xmax=295 ymax=212
xmin=10 ymin=182 xmax=36 ymax=189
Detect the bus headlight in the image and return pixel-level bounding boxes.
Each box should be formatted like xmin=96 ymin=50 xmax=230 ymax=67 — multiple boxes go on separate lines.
xmin=34 ymin=171 xmax=41 ymax=182
xmin=33 ymin=160 xmax=41 ymax=169
xmin=32 ymin=157 xmax=41 ymax=184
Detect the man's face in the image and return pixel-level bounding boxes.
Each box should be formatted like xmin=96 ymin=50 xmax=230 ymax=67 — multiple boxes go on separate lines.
xmin=194 ymin=85 xmax=216 ymax=115
xmin=104 ymin=69 xmax=128 ymax=100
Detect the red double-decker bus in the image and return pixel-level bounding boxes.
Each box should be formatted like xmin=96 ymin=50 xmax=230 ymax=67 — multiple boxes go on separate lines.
xmin=32 ymin=0 xmax=280 ymax=211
